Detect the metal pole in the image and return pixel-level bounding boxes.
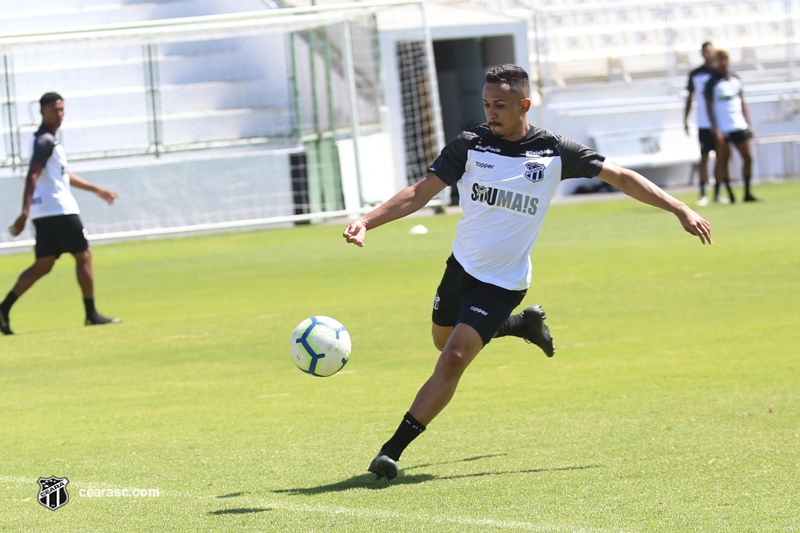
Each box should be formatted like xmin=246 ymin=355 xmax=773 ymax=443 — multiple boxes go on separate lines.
xmin=533 ymin=7 xmax=549 ymax=129
xmin=3 ymin=54 xmax=18 ymax=171
xmin=322 ymin=26 xmax=340 ymax=210
xmin=144 ymin=43 xmax=161 ymax=158
xmin=307 ymin=28 xmax=325 ymax=214
xmin=420 ymin=0 xmax=445 ymax=152
xmin=664 ymin=3 xmax=677 ymax=94
xmin=288 ymin=32 xmax=302 ymax=140
xmin=787 ymin=0 xmax=795 ymax=80
xmin=342 ymin=21 xmax=365 ymax=207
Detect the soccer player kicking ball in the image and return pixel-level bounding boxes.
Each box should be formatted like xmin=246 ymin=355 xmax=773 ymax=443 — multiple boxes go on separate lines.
xmin=343 ymin=64 xmax=712 ymax=481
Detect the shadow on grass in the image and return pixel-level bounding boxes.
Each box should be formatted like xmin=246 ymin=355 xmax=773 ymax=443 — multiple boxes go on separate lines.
xmin=273 ymin=472 xmax=437 ymax=495
xmin=273 ymin=454 xmax=601 ymax=496
xmin=209 ymin=507 xmax=272 ymax=515
xmin=215 ymin=491 xmax=250 ymax=499
xmin=406 ymin=453 xmax=507 ymax=471
xmin=436 ymin=464 xmax=601 ymax=482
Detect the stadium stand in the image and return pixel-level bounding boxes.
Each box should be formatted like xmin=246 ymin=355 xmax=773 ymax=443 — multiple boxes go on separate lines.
xmin=523 ymin=0 xmax=791 ymax=87
xmin=506 ymin=0 xmax=800 ymax=186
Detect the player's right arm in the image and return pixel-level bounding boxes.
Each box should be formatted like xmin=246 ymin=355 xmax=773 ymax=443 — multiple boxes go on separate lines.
xmin=683 ymin=91 xmax=693 ymax=135
xmin=343 ymin=172 xmax=447 ymax=247
xmin=9 ymin=162 xmax=43 ymax=237
xmin=597 ymin=161 xmax=712 ymax=245
xmin=683 ymin=72 xmax=695 ymax=135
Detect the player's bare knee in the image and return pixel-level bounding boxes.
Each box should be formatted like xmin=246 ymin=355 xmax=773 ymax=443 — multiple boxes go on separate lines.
xmin=34 ymin=259 xmax=55 ymax=276
xmin=435 ymin=348 xmax=468 ymax=380
xmin=75 ymin=249 xmax=92 ymax=264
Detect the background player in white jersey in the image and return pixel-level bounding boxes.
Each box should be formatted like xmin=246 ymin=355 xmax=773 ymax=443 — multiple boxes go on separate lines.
xmin=683 ymin=41 xmax=717 ymax=206
xmin=1 ymin=93 xmax=121 ymax=336
xmin=704 ymin=49 xmax=759 ymax=203
xmin=343 ymin=65 xmax=712 ymax=481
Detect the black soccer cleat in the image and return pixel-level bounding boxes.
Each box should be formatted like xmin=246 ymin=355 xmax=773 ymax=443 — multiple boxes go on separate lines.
xmin=521 ymin=305 xmax=555 ymax=357
xmin=85 ymin=314 xmax=122 ymax=326
xmin=744 ymin=194 xmax=761 ymax=202
xmin=0 ymin=308 xmax=12 ymax=335
xmin=368 ymin=454 xmax=399 ymax=480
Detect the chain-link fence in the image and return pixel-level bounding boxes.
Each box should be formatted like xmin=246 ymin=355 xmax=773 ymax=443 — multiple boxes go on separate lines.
xmin=0 ymin=0 xmax=441 ymax=247
xmin=0 ymin=8 xmax=386 ymax=167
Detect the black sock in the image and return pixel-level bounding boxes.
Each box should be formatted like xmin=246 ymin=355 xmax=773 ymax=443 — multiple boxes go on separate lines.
xmin=1 ymin=291 xmax=18 ymax=314
xmin=495 ymin=313 xmax=524 ymax=338
xmin=700 ymin=182 xmax=706 ymax=197
xmin=714 ymin=181 xmax=721 ymax=198
xmin=380 ymin=412 xmax=426 ymax=461
xmin=83 ymin=298 xmax=97 ymax=320
xmin=744 ymin=175 xmax=751 ymax=196
xmin=725 ymin=181 xmax=735 ymax=201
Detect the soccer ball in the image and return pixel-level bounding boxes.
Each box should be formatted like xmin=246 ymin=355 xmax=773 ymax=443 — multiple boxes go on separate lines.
xmin=290 ymin=316 xmax=351 ymax=377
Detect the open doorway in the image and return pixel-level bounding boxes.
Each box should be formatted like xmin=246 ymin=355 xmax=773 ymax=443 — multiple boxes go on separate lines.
xmin=433 ymin=35 xmax=517 ymax=204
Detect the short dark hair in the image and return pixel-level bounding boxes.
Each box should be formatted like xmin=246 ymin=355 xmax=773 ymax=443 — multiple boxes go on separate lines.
xmin=484 ymin=64 xmax=530 ymax=98
xmin=701 ymin=41 xmax=713 ymax=51
xmin=39 ymin=92 xmax=63 ymax=108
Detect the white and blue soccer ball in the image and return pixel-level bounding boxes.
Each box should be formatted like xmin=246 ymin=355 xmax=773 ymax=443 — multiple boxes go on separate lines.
xmin=290 ymin=316 xmax=351 ymax=377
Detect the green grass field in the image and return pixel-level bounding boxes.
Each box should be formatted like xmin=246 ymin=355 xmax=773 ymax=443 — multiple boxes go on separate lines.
xmin=2 ymin=180 xmax=799 ymax=532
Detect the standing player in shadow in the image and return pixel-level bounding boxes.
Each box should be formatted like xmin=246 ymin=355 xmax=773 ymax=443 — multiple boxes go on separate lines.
xmin=344 ymin=65 xmax=712 ymax=480
xmin=1 ymin=92 xmax=121 ymax=335
xmin=683 ymin=41 xmax=718 ymax=206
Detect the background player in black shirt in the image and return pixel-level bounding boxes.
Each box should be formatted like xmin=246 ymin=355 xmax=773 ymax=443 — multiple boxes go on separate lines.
xmin=683 ymin=41 xmax=717 ymax=205
xmin=1 ymin=93 xmax=121 ymax=335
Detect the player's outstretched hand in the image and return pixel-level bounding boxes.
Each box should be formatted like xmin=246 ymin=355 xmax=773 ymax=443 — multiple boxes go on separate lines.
xmin=8 ymin=214 xmax=27 ymax=237
xmin=343 ymin=219 xmax=367 ymax=247
xmin=98 ymin=188 xmax=120 ymax=205
xmin=677 ymin=206 xmax=713 ymax=245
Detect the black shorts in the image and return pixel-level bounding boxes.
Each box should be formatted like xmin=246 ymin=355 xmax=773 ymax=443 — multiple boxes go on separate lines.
xmin=724 ymin=129 xmax=752 ymax=144
xmin=432 ymin=254 xmax=526 ymax=346
xmin=698 ymin=128 xmax=716 ymax=153
xmin=33 ymin=214 xmax=89 ymax=259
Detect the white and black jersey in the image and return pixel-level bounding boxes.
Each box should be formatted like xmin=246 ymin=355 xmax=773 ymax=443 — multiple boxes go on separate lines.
xmin=430 ymin=124 xmax=605 ymax=291
xmin=704 ymin=71 xmax=748 ymax=134
xmin=687 ymin=65 xmax=716 ymax=129
xmin=29 ymin=125 xmax=79 ymax=220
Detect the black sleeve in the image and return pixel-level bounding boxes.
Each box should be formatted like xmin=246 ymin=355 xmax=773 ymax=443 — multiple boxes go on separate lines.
xmin=557 ymin=135 xmax=606 ymax=180
xmin=31 ymin=134 xmax=55 ymax=166
xmin=428 ymin=130 xmax=478 ymax=185
xmin=686 ymin=71 xmax=694 ymax=92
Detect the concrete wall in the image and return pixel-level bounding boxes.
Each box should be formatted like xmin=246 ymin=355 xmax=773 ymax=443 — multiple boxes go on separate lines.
xmin=0 ymin=150 xmax=294 ymax=244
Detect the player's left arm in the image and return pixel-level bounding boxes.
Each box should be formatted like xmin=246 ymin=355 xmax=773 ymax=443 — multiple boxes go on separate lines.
xmin=596 ymin=161 xmax=712 ymax=245
xmin=69 ymin=172 xmax=120 ymax=205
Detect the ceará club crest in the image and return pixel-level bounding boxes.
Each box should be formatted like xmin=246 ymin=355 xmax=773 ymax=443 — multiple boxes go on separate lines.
xmin=524 ymin=161 xmax=545 ymax=183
